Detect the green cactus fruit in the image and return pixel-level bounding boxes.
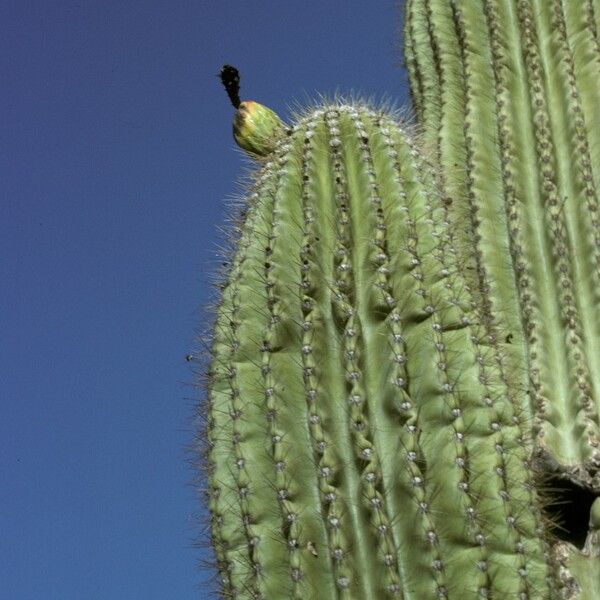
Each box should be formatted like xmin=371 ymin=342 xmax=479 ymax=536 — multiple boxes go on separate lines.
xmin=204 ymin=101 xmax=557 ymax=599
xmin=233 ymin=100 xmax=284 ymax=158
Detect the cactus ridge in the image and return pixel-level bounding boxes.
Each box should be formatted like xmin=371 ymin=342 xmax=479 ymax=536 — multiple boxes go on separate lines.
xmin=200 ymin=99 xmax=564 ymax=599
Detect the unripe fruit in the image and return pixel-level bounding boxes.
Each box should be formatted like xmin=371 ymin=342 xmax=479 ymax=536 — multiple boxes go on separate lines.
xmin=233 ymin=100 xmax=284 ymax=158
xmin=219 ymin=64 xmax=284 ymax=158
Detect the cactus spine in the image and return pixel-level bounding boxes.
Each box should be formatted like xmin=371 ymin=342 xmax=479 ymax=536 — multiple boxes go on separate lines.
xmin=202 ymin=0 xmax=600 ymax=597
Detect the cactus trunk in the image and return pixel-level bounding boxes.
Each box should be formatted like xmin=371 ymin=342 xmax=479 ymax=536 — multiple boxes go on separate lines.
xmin=403 ymin=0 xmax=600 ymax=595
xmin=404 ymin=0 xmax=600 ymax=490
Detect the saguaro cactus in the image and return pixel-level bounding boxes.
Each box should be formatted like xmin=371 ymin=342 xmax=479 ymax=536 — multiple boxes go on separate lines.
xmin=201 ymin=1 xmax=600 ymax=597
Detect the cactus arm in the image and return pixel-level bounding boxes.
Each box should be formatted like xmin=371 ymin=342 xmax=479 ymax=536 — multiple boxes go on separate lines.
xmin=206 ymin=101 xmax=559 ymax=597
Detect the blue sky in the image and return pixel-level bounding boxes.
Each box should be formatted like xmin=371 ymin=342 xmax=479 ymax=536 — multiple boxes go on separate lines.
xmin=1 ymin=2 xmax=409 ymax=598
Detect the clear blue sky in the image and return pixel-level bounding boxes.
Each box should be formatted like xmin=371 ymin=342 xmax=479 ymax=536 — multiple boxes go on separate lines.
xmin=1 ymin=2 xmax=409 ymax=598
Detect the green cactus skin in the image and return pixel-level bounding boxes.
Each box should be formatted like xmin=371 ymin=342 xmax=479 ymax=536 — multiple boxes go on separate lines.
xmin=403 ymin=0 xmax=600 ymax=595
xmin=403 ymin=0 xmax=600 ymax=493
xmin=205 ymin=102 xmax=557 ymax=599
